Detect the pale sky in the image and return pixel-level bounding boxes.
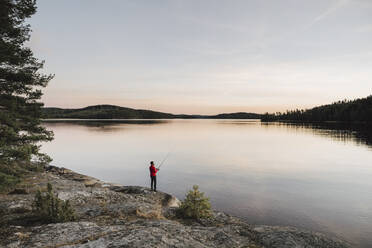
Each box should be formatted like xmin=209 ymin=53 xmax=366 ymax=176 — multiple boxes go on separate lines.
xmin=28 ymin=0 xmax=372 ymax=114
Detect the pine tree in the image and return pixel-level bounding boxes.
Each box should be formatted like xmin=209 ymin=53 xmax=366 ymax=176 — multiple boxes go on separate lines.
xmin=177 ymin=185 xmax=212 ymax=219
xmin=0 ymin=0 xmax=53 ymax=165
xmin=33 ymin=183 xmax=76 ymax=223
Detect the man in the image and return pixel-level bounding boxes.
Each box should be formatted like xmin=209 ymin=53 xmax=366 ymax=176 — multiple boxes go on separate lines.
xmin=149 ymin=161 xmax=159 ymax=192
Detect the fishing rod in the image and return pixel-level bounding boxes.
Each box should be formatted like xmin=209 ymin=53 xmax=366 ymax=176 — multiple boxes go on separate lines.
xmin=158 ymin=151 xmax=171 ymax=169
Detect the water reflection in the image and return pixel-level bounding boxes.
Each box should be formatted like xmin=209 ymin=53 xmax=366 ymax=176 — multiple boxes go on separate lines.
xmin=261 ymin=121 xmax=372 ymax=149
xmin=43 ymin=119 xmax=169 ymax=125
xmin=43 ymin=119 xmax=372 ymax=148
xmin=42 ymin=119 xmax=170 ymax=132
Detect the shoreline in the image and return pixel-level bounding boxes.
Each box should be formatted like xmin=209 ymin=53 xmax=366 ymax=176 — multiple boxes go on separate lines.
xmin=0 ymin=165 xmax=351 ymax=248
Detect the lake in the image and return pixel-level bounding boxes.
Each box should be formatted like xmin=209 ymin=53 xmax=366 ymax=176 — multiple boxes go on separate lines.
xmin=41 ymin=119 xmax=372 ymax=247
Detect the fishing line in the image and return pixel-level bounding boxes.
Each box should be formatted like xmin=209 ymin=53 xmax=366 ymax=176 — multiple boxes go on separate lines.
xmin=158 ymin=151 xmax=171 ymax=169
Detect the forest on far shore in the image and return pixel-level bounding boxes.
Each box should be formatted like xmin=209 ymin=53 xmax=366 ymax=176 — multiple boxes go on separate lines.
xmin=41 ymin=105 xmax=261 ymax=119
xmin=42 ymin=95 xmax=372 ymax=123
xmin=261 ymin=95 xmax=372 ymax=123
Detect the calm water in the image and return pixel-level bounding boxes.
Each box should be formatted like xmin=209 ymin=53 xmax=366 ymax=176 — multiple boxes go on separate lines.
xmin=41 ymin=120 xmax=372 ymax=247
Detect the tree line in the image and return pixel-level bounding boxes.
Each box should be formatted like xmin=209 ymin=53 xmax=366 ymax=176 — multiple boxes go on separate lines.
xmin=41 ymin=105 xmax=261 ymax=119
xmin=261 ymin=95 xmax=372 ymax=123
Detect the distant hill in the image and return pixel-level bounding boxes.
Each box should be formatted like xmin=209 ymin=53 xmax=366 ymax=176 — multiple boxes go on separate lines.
xmin=262 ymin=95 xmax=372 ymax=123
xmin=41 ymin=105 xmax=261 ymax=119
xmin=41 ymin=105 xmax=175 ymax=119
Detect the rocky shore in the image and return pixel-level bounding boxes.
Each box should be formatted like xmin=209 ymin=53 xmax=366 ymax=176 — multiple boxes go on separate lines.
xmin=0 ymin=166 xmax=350 ymax=248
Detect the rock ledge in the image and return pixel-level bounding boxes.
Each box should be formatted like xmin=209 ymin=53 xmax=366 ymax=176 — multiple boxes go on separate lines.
xmin=0 ymin=166 xmax=350 ymax=248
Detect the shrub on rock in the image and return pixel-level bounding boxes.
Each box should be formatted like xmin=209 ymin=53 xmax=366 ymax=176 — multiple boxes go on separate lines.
xmin=33 ymin=183 xmax=76 ymax=223
xmin=177 ymin=185 xmax=212 ymax=219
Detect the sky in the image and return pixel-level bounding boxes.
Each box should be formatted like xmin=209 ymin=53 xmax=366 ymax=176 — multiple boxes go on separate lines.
xmin=28 ymin=0 xmax=372 ymax=114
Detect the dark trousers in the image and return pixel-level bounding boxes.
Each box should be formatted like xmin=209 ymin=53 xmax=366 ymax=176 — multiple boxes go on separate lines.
xmin=151 ymin=176 xmax=157 ymax=191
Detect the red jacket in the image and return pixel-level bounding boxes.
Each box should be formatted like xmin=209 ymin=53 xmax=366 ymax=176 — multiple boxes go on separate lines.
xmin=149 ymin=165 xmax=158 ymax=177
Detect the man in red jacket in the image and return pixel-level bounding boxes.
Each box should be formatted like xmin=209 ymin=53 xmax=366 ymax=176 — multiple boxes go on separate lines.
xmin=149 ymin=161 xmax=159 ymax=192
